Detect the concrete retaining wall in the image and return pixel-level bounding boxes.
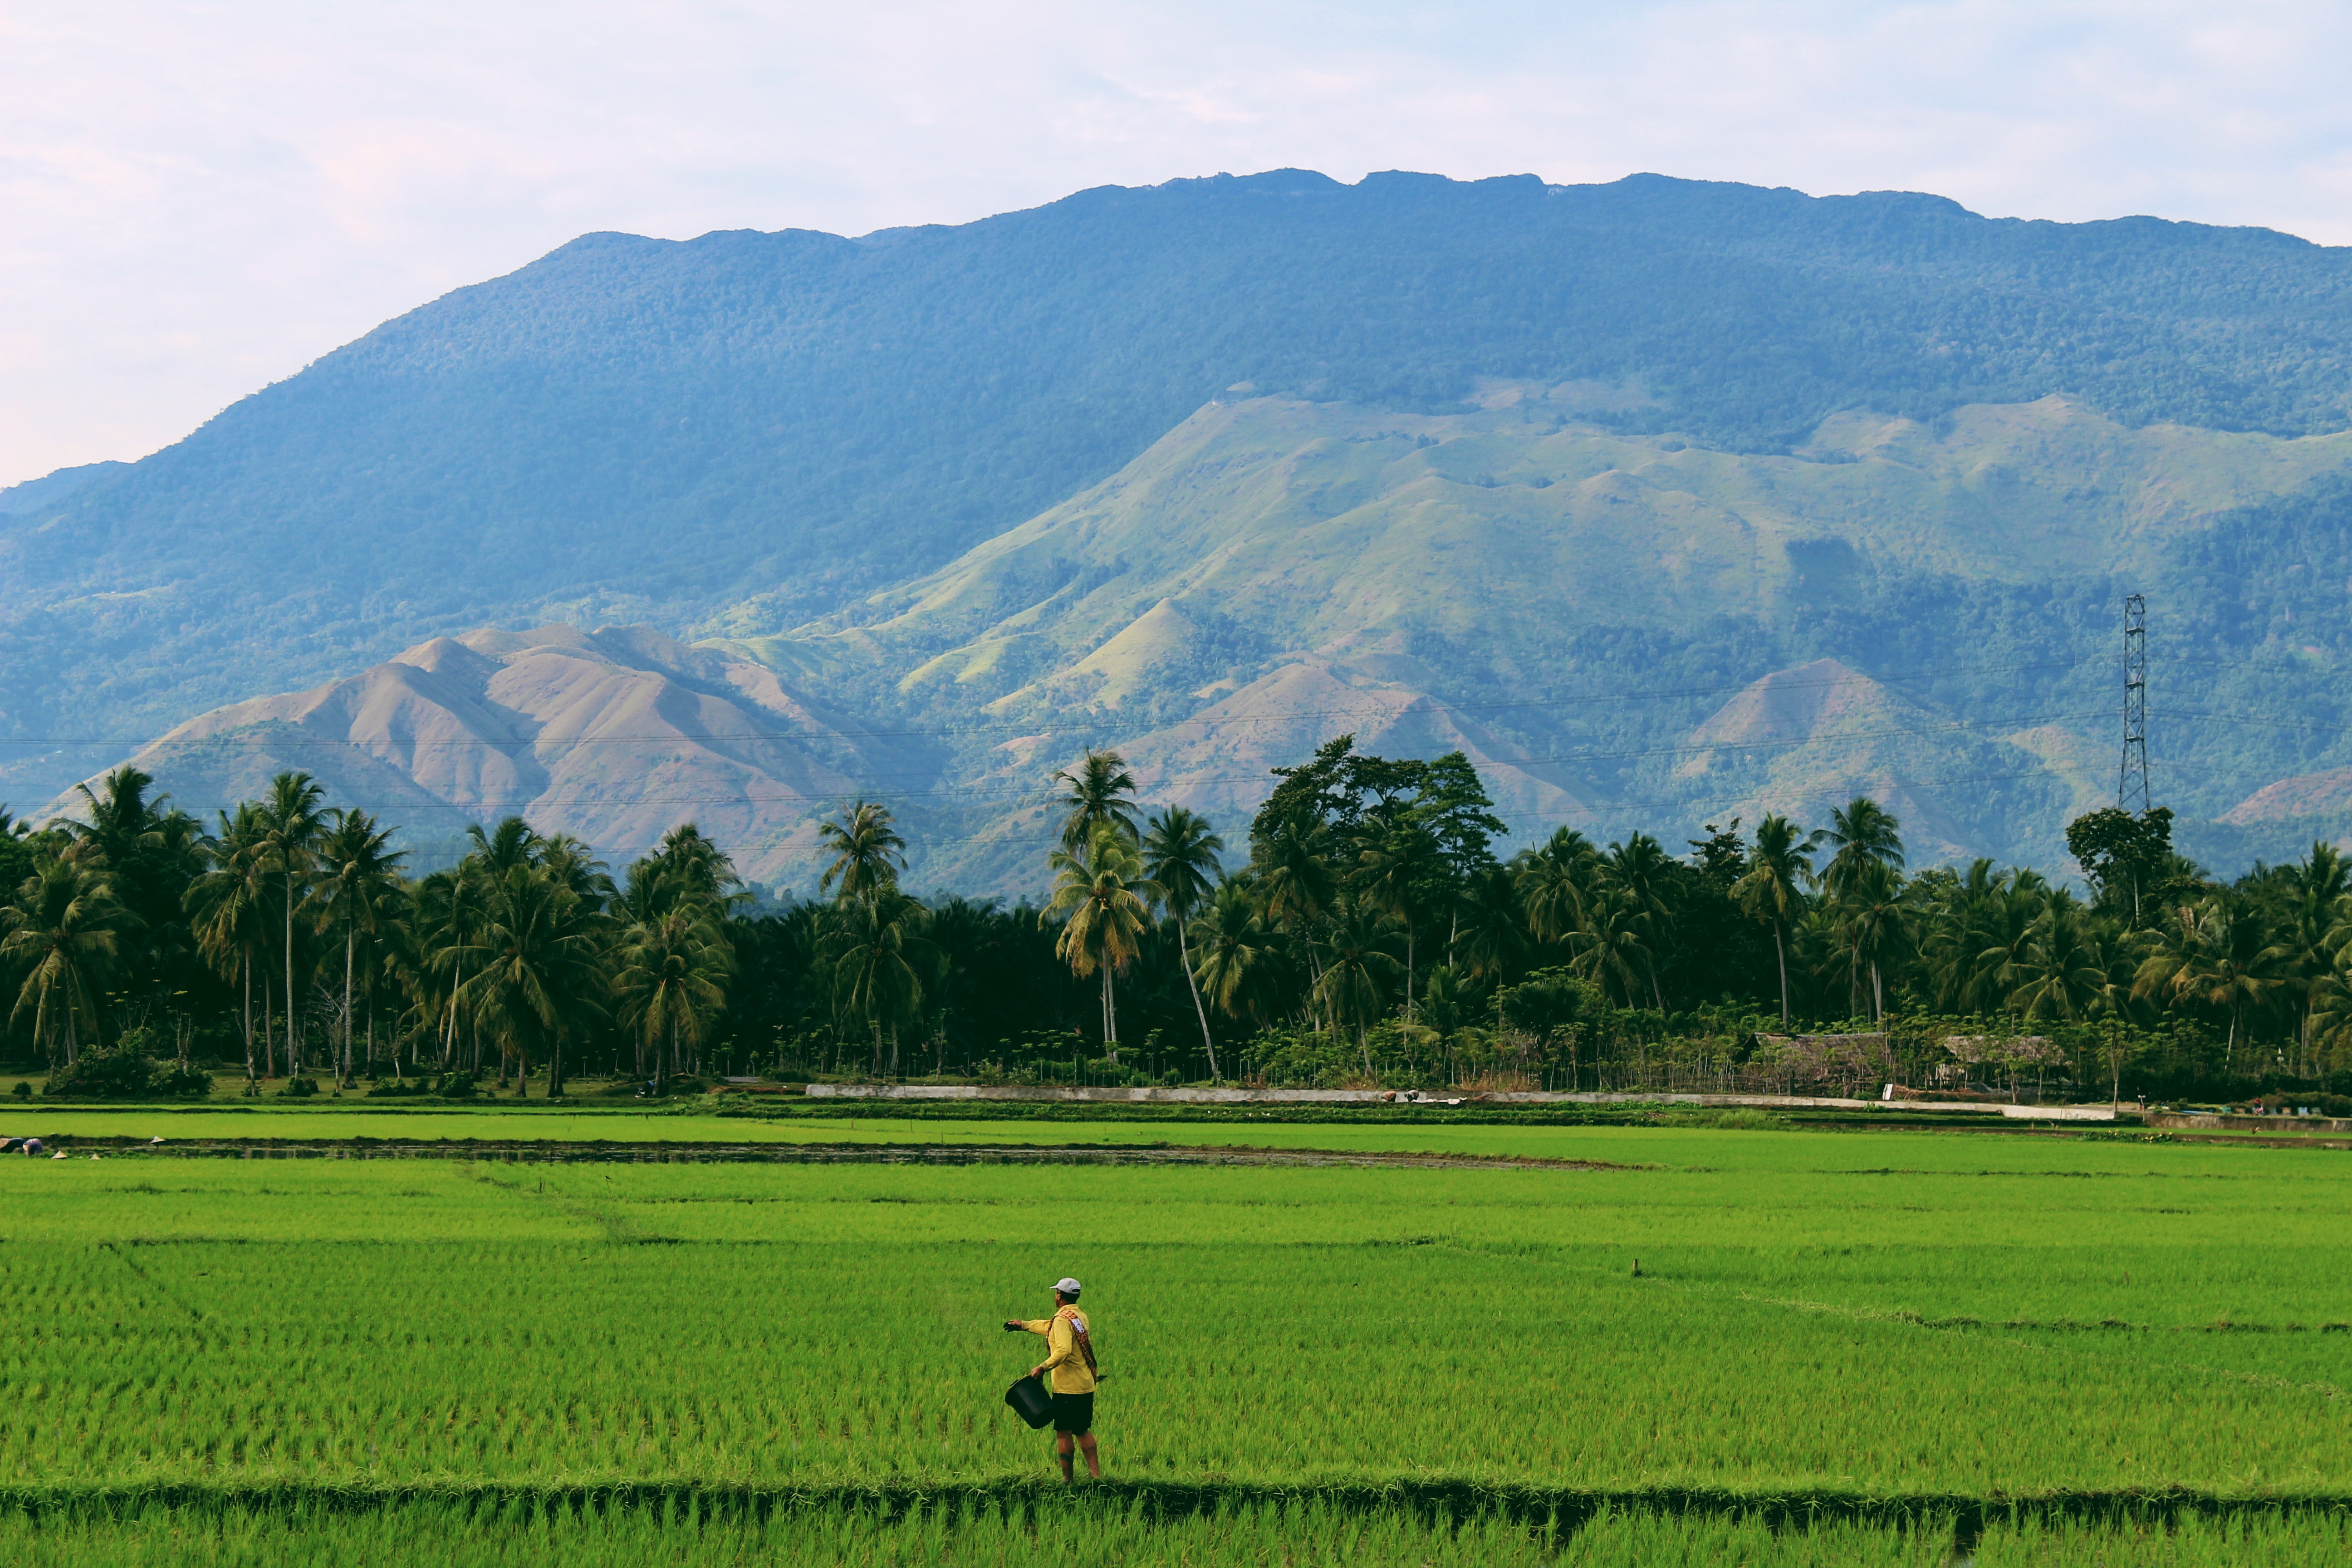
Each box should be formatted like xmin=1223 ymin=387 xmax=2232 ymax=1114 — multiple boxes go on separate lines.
xmin=800 ymin=1083 xmax=2116 ymax=1120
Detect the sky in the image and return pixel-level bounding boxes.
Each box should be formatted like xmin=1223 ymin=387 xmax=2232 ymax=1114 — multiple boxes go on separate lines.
xmin=5 ymin=0 xmax=2351 ymax=489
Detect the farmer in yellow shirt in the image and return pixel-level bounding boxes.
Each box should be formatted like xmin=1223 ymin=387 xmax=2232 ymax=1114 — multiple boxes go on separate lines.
xmin=1004 ymin=1276 xmax=1099 ymax=1479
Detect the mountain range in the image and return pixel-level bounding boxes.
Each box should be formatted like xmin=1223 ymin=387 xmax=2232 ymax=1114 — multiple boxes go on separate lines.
xmin=9 ymin=169 xmax=2352 ymax=893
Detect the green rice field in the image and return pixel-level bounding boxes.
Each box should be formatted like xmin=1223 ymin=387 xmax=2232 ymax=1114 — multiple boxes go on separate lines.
xmin=3 ymin=1116 xmax=2348 ymax=1561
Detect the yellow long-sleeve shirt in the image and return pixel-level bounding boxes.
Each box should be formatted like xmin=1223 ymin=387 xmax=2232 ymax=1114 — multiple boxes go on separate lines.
xmin=1020 ymin=1305 xmax=1096 ymax=1394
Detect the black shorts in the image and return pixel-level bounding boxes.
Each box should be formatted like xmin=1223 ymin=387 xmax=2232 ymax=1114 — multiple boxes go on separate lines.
xmin=1051 ymin=1392 xmax=1094 ymax=1434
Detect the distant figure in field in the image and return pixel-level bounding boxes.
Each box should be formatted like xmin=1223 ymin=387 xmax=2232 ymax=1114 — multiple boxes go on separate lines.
xmin=1004 ymin=1276 xmax=1099 ymax=1479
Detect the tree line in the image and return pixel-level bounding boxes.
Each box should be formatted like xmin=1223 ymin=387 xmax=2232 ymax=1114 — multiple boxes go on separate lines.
xmin=3 ymin=740 xmax=2348 ymax=1100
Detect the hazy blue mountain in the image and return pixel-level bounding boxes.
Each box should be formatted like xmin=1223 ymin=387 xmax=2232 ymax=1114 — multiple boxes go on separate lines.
xmin=0 ymin=461 xmax=127 ymax=514
xmin=9 ymin=168 xmax=2352 ymax=882
xmin=9 ymin=170 xmax=2352 ymax=787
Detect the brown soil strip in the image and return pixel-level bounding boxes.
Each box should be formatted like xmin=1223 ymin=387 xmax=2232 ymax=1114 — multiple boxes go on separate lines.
xmin=60 ymin=1136 xmax=1634 ymax=1172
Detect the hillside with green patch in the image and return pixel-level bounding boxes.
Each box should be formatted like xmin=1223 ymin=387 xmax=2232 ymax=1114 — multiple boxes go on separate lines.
xmin=7 ymin=167 xmax=2352 ymax=823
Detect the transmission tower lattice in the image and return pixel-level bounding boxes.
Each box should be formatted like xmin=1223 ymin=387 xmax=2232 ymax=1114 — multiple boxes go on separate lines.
xmin=2119 ymin=593 xmax=2149 ymax=812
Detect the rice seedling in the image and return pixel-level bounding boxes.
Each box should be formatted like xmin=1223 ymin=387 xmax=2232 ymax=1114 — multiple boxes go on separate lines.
xmin=2 ymin=1125 xmax=2347 ymax=1560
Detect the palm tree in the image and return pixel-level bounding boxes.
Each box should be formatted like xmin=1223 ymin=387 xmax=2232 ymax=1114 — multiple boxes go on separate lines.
xmin=1451 ymin=864 xmax=1529 ymax=985
xmin=1835 ymin=858 xmax=1911 ymax=1021
xmin=824 ymin=887 xmax=935 ymax=1074
xmin=1813 ymin=796 xmax=1906 ymax=898
xmin=460 ymin=862 xmax=610 ymax=1097
xmin=1730 ymin=813 xmax=1812 ymax=1026
xmin=312 ymin=809 xmax=407 ymax=1088
xmin=1054 ymin=750 xmax=1141 ymax=853
xmin=1518 ymin=827 xmax=1596 ymax=949
xmin=465 ymin=816 xmax=539 ymax=873
xmin=1191 ymin=880 xmax=1279 ymax=1030
xmin=185 ymin=803 xmax=273 ymax=1083
xmin=818 ymin=800 xmax=907 ymax=904
xmin=1595 ymin=833 xmax=1675 ymax=1009
xmin=1572 ymin=892 xmax=1655 ymax=1009
xmin=2010 ymin=897 xmax=2118 ymax=1024
xmin=1256 ymin=809 xmax=1335 ymax=936
xmin=415 ymin=864 xmax=491 ymax=1073
xmin=2133 ymin=892 xmax=2289 ymax=1071
xmin=1360 ymin=822 xmax=1446 ymax=1021
xmin=612 ymin=897 xmax=735 ymax=1089
xmin=1047 ymin=823 xmax=1158 ymax=1056
xmin=1813 ymin=798 xmax=1906 ymax=1018
xmin=1314 ymin=894 xmax=1405 ymax=1075
xmin=1142 ymin=806 xmax=1226 ymax=1081
xmin=256 ymin=772 xmax=328 ymax=1074
xmin=2 ymin=855 xmax=132 ymax=1063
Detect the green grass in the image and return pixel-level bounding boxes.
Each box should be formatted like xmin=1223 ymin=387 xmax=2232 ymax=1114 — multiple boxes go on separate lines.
xmin=5 ymin=1498 xmax=2352 ymax=1566
xmin=7 ymin=1124 xmax=2350 ymax=1559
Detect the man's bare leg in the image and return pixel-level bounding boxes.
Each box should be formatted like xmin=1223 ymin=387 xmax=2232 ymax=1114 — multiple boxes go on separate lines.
xmin=1077 ymin=1431 xmax=1101 ymax=1478
xmin=1055 ymin=1431 xmax=1075 ymax=1481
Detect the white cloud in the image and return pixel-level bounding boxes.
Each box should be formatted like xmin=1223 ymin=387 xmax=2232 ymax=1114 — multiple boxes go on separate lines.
xmin=3 ymin=0 xmax=2349 ymax=485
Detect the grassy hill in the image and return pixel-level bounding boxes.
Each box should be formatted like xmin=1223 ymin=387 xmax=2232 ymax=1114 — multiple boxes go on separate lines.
xmin=7 ymin=168 xmax=2352 ymax=815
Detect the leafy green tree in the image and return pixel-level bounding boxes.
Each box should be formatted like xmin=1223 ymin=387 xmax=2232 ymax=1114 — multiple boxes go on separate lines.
xmin=1410 ymin=752 xmax=1506 ymax=884
xmin=1451 ymin=864 xmax=1529 ymax=985
xmin=2010 ymin=897 xmax=2120 ymax=1024
xmin=2065 ymin=806 xmax=2176 ymax=927
xmin=1142 ymin=806 xmax=1226 ymax=1081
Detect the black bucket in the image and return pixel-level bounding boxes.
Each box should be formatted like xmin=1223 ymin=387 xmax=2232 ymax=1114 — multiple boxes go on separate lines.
xmin=1004 ymin=1374 xmax=1054 ymax=1429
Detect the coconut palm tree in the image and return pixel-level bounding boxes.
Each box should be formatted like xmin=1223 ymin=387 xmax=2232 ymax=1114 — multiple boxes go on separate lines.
xmin=1813 ymin=796 xmax=1906 ymax=899
xmin=1047 ymin=823 xmax=1158 ymax=1056
xmin=1314 ymin=893 xmax=1405 ymax=1076
xmin=311 ymin=809 xmax=407 ymax=1087
xmin=1054 ymin=750 xmax=1141 ymax=853
xmin=1813 ymin=798 xmax=1906 ymax=1018
xmin=1518 ymin=827 xmax=1597 ymax=950
xmin=2 ymin=854 xmax=132 ymax=1064
xmin=1730 ymin=813 xmax=1812 ymax=1026
xmin=1451 ymin=864 xmax=1529 ymax=986
xmin=1191 ymin=880 xmax=1279 ymax=1030
xmin=1361 ymin=822 xmax=1446 ymax=1021
xmin=2132 ymin=892 xmax=2290 ymax=1071
xmin=1142 ymin=806 xmax=1226 ymax=1081
xmin=460 ymin=862 xmax=610 ymax=1098
xmin=414 ymin=864 xmax=490 ymax=1073
xmin=1834 ymin=858 xmax=1911 ymax=1021
xmin=2009 ymin=897 xmax=2118 ymax=1023
xmin=612 ymin=895 xmax=735 ymax=1089
xmin=1594 ymin=834 xmax=1675 ymax=1009
xmin=818 ymin=800 xmax=907 ymax=905
xmin=185 ymin=803 xmax=273 ymax=1083
xmin=824 ymin=887 xmax=935 ymax=1075
xmin=1572 ymin=891 xmax=1655 ymax=1009
xmin=256 ymin=772 xmax=328 ymax=1074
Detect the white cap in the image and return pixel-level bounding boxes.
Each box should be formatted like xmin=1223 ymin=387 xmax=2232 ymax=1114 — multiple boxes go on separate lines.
xmin=1054 ymin=1277 xmax=1083 ymax=1294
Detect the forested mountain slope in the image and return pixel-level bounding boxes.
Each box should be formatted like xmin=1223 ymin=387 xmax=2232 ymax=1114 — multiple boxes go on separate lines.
xmin=7 ymin=168 xmax=2352 ymax=814
xmin=82 ymin=387 xmax=2352 ymax=896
